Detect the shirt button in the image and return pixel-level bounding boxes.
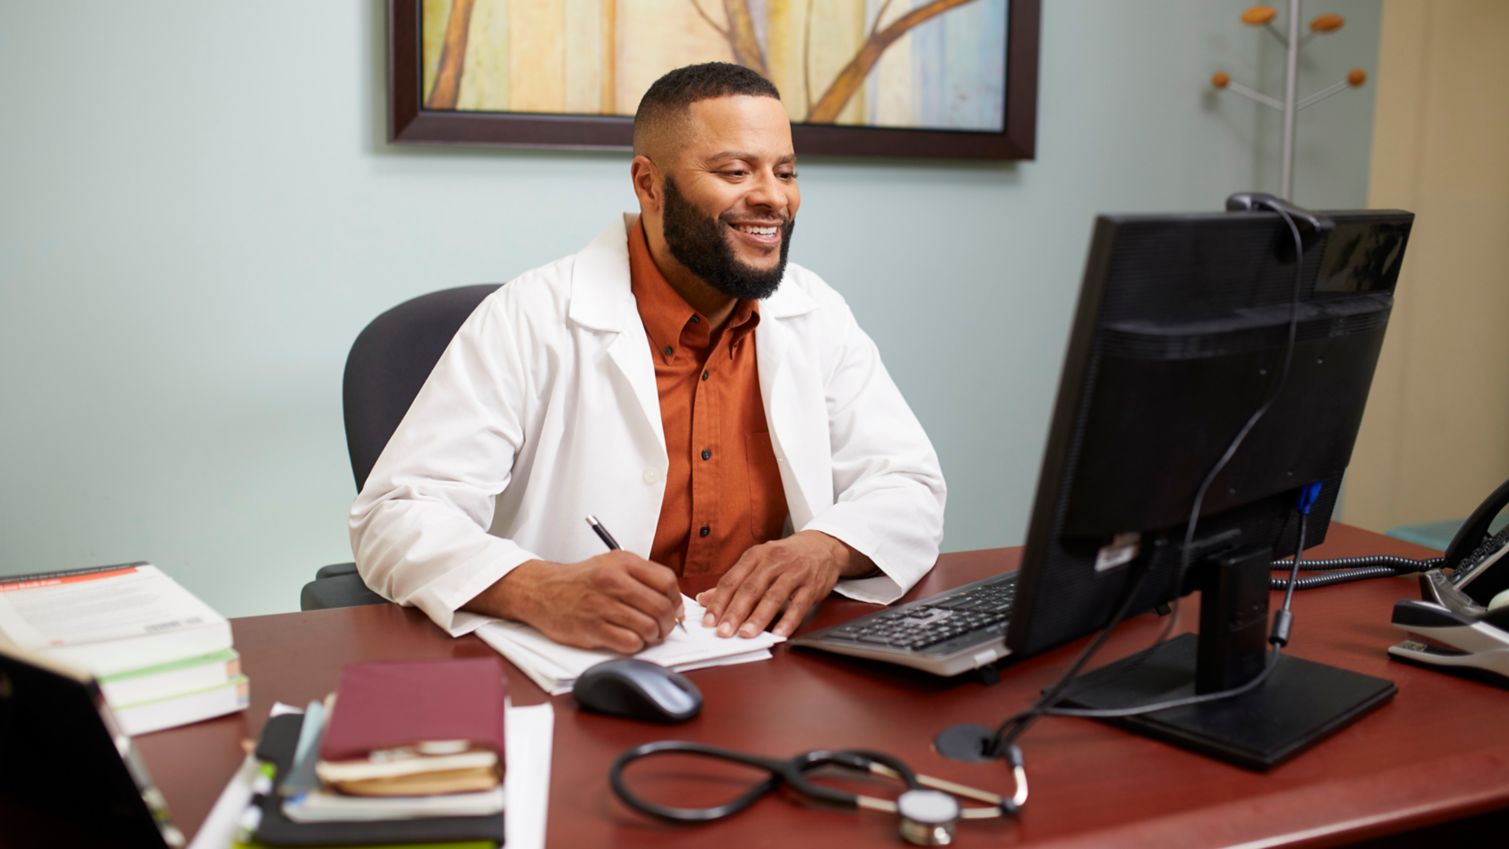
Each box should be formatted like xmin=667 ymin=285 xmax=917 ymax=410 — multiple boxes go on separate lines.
xmin=689 ymin=315 xmax=701 ymax=324
xmin=643 ymin=468 xmax=663 ymax=484
xmin=661 ymin=345 xmax=674 ymax=357
xmin=699 ymin=526 xmax=711 ymax=538
xmin=701 ymin=449 xmax=712 ymax=461
xmin=701 ymin=370 xmax=710 ymax=381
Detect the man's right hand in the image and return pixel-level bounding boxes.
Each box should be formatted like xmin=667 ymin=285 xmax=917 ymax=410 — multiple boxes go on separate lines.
xmin=463 ymin=553 xmax=682 ymax=653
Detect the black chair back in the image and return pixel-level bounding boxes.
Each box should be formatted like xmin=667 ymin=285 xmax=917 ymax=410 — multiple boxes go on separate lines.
xmin=342 ymin=284 xmax=499 ymax=492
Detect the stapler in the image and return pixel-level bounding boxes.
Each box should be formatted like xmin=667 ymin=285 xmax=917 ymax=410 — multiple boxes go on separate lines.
xmin=1388 ymin=600 xmax=1509 ymax=683
xmin=1388 ymin=478 xmax=1509 ymax=682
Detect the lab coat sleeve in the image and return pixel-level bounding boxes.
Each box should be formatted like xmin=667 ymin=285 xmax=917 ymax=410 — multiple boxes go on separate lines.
xmin=348 ymin=287 xmax=542 ymax=637
xmin=799 ymin=294 xmax=946 ymax=604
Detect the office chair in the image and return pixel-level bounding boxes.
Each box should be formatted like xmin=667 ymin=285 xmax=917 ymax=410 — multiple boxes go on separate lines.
xmin=300 ymin=283 xmax=500 ymax=610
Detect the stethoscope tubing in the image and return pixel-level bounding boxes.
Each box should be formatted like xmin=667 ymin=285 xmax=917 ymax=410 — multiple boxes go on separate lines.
xmin=609 ymin=740 xmax=1016 ymax=824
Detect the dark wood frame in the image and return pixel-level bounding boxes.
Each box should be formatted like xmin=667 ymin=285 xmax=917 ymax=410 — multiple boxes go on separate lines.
xmin=388 ymin=0 xmax=1038 ymax=160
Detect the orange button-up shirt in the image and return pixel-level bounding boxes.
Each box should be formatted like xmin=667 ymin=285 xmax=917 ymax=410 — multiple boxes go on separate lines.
xmin=627 ymin=220 xmax=789 ymax=585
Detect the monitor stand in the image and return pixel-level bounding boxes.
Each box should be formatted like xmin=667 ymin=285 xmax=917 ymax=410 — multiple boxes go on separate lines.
xmin=1060 ymin=546 xmax=1396 ymax=770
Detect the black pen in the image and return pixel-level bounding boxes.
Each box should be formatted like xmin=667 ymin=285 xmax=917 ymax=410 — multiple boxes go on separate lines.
xmin=586 ymin=515 xmax=687 ymax=634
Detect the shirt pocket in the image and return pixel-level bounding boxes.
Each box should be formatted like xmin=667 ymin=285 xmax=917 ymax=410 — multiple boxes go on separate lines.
xmin=746 ymin=432 xmax=789 ymax=545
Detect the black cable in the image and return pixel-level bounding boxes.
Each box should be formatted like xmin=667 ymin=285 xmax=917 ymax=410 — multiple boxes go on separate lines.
xmin=1272 ymin=566 xmax=1419 ymax=590
xmin=1037 ymin=505 xmax=1309 ymax=721
xmin=1266 ymin=551 xmax=1441 ymax=590
xmin=987 ymin=202 xmax=1311 ymax=754
xmin=1041 ymin=652 xmax=1281 ymax=719
xmin=988 ymin=559 xmax=1158 ymax=751
xmin=1279 ymin=511 xmax=1308 ymax=615
xmin=1272 ymin=554 xmax=1444 ymax=570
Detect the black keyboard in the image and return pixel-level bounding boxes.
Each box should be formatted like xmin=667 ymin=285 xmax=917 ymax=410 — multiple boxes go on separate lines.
xmin=791 ymin=573 xmax=1018 ymax=676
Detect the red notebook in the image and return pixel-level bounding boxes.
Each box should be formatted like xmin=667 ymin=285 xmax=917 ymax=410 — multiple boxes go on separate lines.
xmin=320 ymin=657 xmax=507 ymax=763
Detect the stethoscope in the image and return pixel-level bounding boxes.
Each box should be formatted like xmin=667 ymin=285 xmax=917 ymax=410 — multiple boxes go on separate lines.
xmin=609 ymin=740 xmax=1027 ymax=846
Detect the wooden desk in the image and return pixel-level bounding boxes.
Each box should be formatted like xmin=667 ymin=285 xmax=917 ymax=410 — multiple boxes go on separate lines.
xmin=139 ymin=525 xmax=1508 ymax=847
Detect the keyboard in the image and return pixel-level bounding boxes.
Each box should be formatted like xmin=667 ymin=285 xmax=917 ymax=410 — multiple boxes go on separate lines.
xmin=790 ymin=572 xmax=1018 ymax=677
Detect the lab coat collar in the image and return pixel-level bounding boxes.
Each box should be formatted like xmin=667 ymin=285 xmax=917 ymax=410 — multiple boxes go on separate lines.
xmin=565 ymin=214 xmax=827 ymax=524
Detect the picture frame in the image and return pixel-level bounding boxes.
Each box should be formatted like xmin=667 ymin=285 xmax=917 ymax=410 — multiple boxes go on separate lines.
xmin=388 ymin=0 xmax=1039 ymax=160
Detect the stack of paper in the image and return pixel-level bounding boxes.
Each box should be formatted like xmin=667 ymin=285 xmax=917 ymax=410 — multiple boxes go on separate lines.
xmin=476 ymin=595 xmax=785 ymax=695
xmin=0 ymin=562 xmax=248 ymax=735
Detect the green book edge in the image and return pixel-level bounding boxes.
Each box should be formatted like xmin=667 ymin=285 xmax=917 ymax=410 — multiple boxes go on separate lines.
xmin=96 ymin=648 xmax=239 ymax=683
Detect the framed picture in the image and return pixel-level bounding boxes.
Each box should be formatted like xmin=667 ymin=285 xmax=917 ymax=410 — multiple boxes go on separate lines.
xmin=389 ymin=0 xmax=1038 ymax=160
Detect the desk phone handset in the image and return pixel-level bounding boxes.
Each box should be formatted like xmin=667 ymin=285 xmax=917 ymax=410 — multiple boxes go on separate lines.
xmin=1389 ymin=478 xmax=1509 ymax=682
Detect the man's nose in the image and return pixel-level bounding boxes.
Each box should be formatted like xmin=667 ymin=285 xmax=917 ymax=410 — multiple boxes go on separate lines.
xmin=744 ymin=170 xmax=789 ymax=215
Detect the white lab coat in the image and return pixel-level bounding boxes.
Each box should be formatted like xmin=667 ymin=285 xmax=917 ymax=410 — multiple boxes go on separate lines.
xmin=350 ymin=215 xmax=946 ymax=636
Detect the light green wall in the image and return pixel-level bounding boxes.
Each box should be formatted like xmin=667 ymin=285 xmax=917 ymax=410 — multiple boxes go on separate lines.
xmin=0 ymin=1 xmax=1382 ymax=617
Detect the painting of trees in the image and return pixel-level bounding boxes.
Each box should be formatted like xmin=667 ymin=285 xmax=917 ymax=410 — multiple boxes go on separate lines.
xmin=393 ymin=0 xmax=1037 ymax=158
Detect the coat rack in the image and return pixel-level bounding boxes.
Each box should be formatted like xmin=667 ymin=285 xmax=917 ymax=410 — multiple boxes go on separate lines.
xmin=1210 ymin=2 xmax=1368 ymax=200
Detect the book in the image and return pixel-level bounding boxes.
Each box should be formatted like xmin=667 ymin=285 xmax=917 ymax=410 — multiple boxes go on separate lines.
xmin=97 ymin=647 xmax=242 ymax=707
xmin=112 ymin=674 xmax=251 ymax=736
xmin=0 ymin=562 xmax=233 ymax=676
xmin=475 ymin=595 xmax=784 ymax=695
xmin=317 ymin=657 xmax=507 ymax=797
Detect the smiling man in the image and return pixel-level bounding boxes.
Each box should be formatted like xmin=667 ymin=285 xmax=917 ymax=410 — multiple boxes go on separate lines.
xmin=350 ymin=63 xmax=945 ymax=652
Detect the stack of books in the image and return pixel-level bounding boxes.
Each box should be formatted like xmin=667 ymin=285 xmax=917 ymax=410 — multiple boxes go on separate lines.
xmin=243 ymin=657 xmax=507 ymax=847
xmin=0 ymin=562 xmax=248 ymax=735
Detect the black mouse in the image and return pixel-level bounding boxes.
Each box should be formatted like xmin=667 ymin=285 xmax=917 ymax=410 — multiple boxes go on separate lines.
xmin=572 ymin=659 xmax=703 ymax=723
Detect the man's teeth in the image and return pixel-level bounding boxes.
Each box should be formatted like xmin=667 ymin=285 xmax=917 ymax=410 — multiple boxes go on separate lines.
xmin=733 ymin=224 xmax=778 ymax=236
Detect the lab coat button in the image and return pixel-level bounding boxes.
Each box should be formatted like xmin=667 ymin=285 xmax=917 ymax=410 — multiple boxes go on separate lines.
xmin=643 ymin=468 xmax=663 ymax=484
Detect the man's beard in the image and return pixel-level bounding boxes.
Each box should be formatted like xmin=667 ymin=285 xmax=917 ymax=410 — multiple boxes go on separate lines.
xmin=661 ymin=175 xmax=794 ymax=301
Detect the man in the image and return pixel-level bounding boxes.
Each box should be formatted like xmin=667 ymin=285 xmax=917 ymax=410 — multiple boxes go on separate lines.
xmin=350 ymin=62 xmax=944 ymax=652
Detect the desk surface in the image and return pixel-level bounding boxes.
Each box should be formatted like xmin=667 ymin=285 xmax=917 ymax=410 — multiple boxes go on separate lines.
xmin=139 ymin=525 xmax=1508 ymax=848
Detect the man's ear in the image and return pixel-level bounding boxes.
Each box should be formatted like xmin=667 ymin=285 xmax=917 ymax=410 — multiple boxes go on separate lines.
xmin=630 ymin=155 xmax=661 ymax=212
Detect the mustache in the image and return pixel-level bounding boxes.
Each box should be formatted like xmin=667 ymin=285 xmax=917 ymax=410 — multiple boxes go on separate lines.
xmin=718 ymin=212 xmax=793 ymax=229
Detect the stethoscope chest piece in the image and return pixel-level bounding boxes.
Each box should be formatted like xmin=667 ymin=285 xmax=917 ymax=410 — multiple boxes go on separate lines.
xmin=896 ymin=788 xmax=961 ymax=846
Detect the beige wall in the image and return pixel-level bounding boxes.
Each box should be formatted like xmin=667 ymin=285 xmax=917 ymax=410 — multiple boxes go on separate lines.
xmin=1345 ymin=0 xmax=1509 ymax=531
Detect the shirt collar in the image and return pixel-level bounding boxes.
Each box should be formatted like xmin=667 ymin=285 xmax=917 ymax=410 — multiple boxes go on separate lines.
xmin=628 ymin=217 xmax=760 ymax=359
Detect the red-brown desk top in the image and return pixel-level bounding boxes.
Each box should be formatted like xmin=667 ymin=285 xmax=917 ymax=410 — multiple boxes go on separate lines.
xmin=138 ymin=525 xmax=1509 ymax=847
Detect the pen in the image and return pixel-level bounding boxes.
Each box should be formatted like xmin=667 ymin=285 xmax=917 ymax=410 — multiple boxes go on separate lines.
xmin=586 ymin=515 xmax=687 ymax=634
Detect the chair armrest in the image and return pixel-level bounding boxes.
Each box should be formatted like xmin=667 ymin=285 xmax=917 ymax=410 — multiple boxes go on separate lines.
xmin=301 ymin=572 xmax=389 ymax=611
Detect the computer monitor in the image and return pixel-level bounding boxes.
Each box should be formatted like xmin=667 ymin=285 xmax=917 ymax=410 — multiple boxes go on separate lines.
xmin=999 ymin=200 xmax=1413 ymax=769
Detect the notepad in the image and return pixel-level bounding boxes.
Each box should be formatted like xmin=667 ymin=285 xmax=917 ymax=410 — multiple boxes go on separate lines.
xmin=475 ymin=595 xmax=784 ymax=695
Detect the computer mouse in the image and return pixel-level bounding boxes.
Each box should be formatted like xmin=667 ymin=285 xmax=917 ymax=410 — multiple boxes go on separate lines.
xmin=572 ymin=659 xmax=703 ymax=723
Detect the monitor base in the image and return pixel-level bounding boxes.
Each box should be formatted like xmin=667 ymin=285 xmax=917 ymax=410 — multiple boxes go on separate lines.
xmin=1061 ymin=633 xmax=1395 ymax=770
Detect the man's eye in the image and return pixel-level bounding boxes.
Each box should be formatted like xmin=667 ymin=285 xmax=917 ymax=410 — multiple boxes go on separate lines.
xmin=721 ymin=170 xmax=748 ymax=178
xmin=779 ymin=171 xmax=798 ymax=181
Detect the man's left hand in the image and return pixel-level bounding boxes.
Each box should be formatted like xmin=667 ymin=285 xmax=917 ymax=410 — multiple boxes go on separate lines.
xmin=696 ymin=531 xmax=873 ymax=638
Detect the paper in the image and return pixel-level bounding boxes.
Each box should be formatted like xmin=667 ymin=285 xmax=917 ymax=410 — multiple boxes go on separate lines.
xmin=505 ymin=702 xmax=554 ymax=849
xmin=475 ymin=595 xmax=784 ymax=695
xmin=284 ymin=786 xmax=505 ymax=822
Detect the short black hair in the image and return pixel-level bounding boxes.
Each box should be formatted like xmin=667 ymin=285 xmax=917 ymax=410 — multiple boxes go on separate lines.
xmin=633 ymin=62 xmax=781 ymax=155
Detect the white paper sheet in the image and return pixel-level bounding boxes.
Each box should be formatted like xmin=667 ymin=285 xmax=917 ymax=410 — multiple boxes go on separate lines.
xmin=475 ymin=595 xmax=783 ymax=694
xmin=504 ymin=702 xmax=554 ymax=849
